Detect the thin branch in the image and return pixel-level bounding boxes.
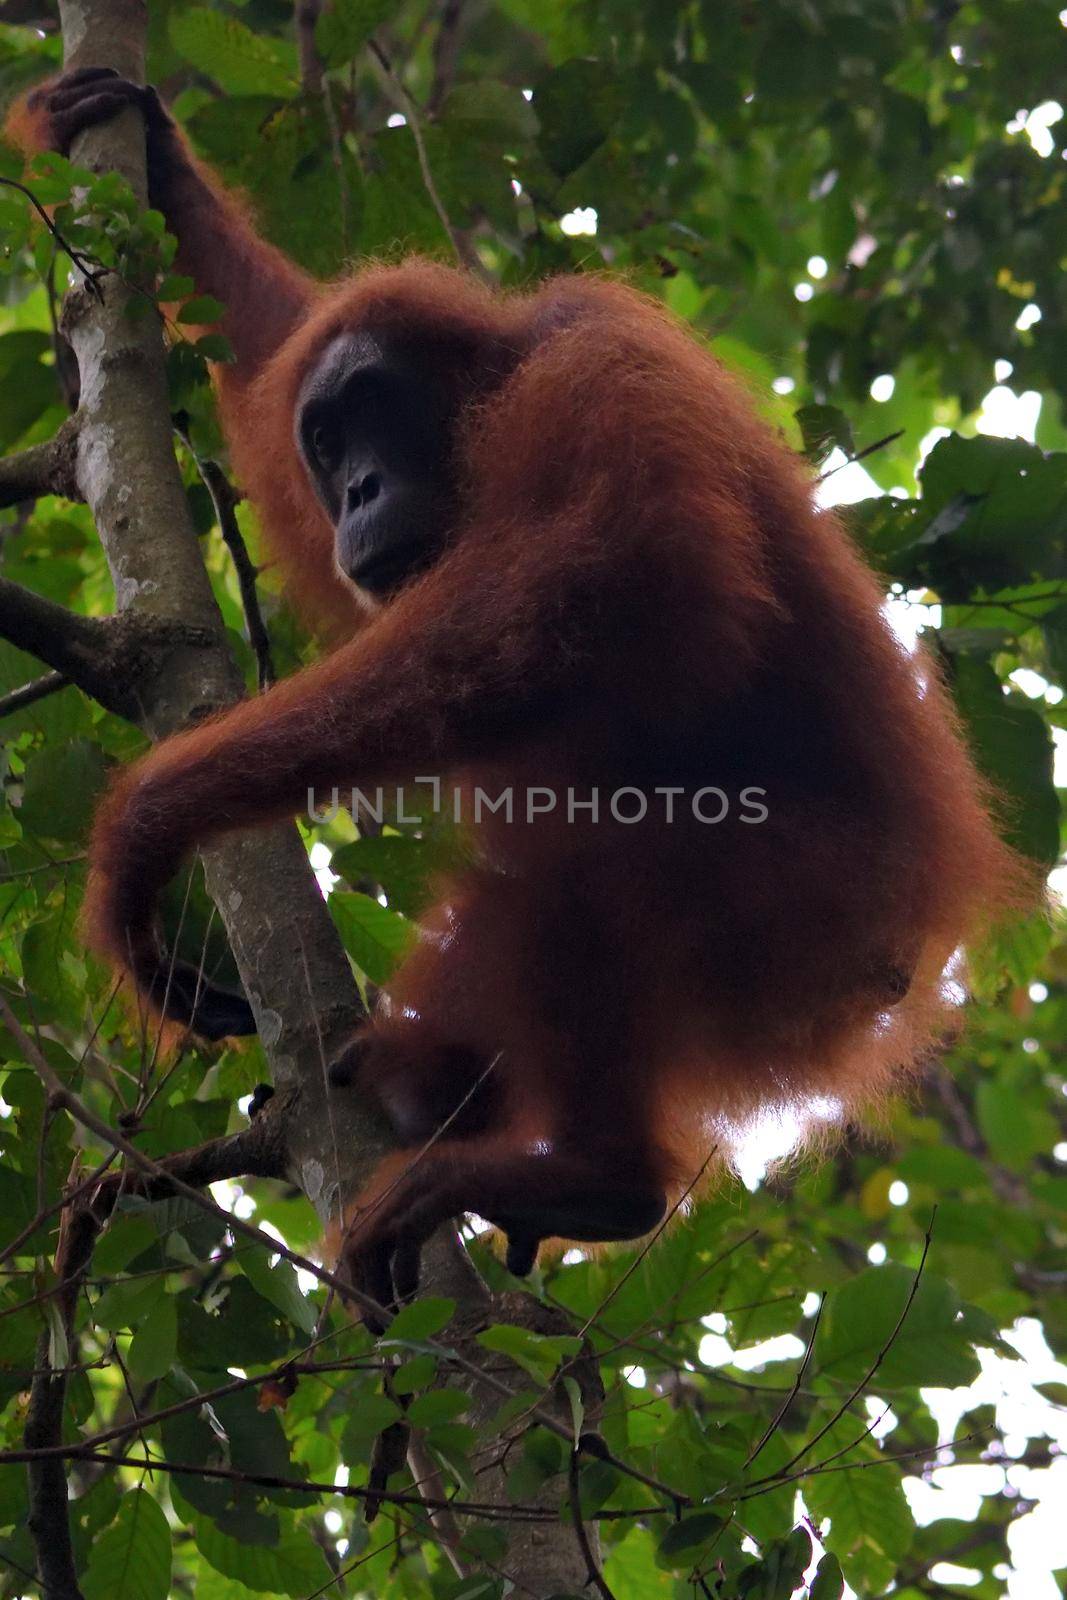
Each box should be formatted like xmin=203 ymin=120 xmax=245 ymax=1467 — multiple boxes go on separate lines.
xmin=0 ymin=1145 xmax=121 ymax=1275
xmin=0 ymin=670 xmax=70 ymax=719
xmin=737 ymin=1425 xmax=991 ymax=1503
xmin=0 ymin=1443 xmax=554 ymax=1520
xmin=0 ymin=987 xmax=288 ymax=1201
xmin=929 ymin=1063 xmax=1026 ymax=1206
xmin=0 ymin=992 xmax=395 ymax=1324
xmin=368 ymin=37 xmax=489 ymax=280
xmin=0 ymin=417 xmax=81 ymax=508
xmin=13 ymin=1357 xmax=332 ymax=1463
xmin=817 ymin=428 xmax=905 ymax=482
xmin=338 ymin=1052 xmax=501 ymax=1246
xmin=0 ymin=176 xmax=104 ymax=297
xmin=5 ymin=991 xmax=616 ymax=1497
xmin=752 ymin=1214 xmax=936 ymax=1487
xmin=576 ymin=1144 xmax=723 ymax=1339
xmin=742 ymin=1294 xmax=824 ymax=1471
xmin=850 ymin=427 xmax=905 ymax=466
xmin=569 ymin=1451 xmax=617 ymax=1600
xmin=427 ymin=0 xmax=466 ymax=116
xmin=176 ymin=429 xmax=275 ymax=688
xmin=296 ymin=0 xmax=324 ymax=94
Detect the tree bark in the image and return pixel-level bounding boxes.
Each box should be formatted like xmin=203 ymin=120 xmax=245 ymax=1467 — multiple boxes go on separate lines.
xmin=14 ymin=4 xmax=598 ymax=1590
xmin=54 ymin=0 xmax=391 ymax=1215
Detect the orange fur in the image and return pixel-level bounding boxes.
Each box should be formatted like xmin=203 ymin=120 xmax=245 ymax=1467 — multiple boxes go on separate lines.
xmin=86 ymin=264 xmax=1027 ymax=1227
xmin=13 ymin=75 xmax=1034 ymax=1287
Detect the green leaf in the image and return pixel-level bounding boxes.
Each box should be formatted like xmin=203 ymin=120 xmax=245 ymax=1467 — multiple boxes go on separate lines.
xmin=170 ymin=9 xmax=297 ymax=97
xmin=19 ymin=741 xmax=106 ymax=841
xmin=562 ymin=1374 xmax=584 ymax=1440
xmin=477 ymin=1323 xmax=581 ymax=1382
xmin=656 ymin=1509 xmax=726 ymax=1564
xmin=177 ymin=295 xmax=225 ymax=324
xmin=94 ymin=1216 xmax=159 ymax=1276
xmin=383 ymin=1295 xmax=455 ymax=1342
xmin=393 ymin=1352 xmax=437 ymax=1393
xmin=406 ymin=1387 xmax=469 ymax=1426
xmin=236 ymin=1243 xmax=317 ymax=1334
xmin=316 ymin=0 xmax=392 ymax=65
xmin=128 ymin=1294 xmax=177 ymax=1384
xmin=916 ymin=434 xmax=1067 ymax=589
xmin=194 ymin=333 xmax=235 ymax=362
xmin=809 ymin=1552 xmax=845 ymax=1599
xmin=441 ymin=82 xmax=539 ymax=146
xmin=739 ymin=1528 xmax=812 ymax=1599
xmin=804 ymin=1443 xmax=912 ymax=1593
xmin=604 ymin=1527 xmax=681 ymax=1598
xmin=340 ymin=1390 xmax=404 ymax=1462
xmin=975 ymin=1078 xmax=1058 ymax=1168
xmin=951 ymin=656 xmax=1059 ymax=864
xmin=194 ymin=1519 xmax=331 ymax=1597
xmin=82 ymin=1489 xmax=171 ymax=1600
xmin=796 ymin=404 xmax=855 ymax=465
xmin=329 ymin=831 xmax=467 ymax=917
xmin=432 ymin=1434 xmax=478 ymax=1493
xmin=816 ymin=1264 xmax=981 ymax=1389
xmin=328 ymin=889 xmax=416 ymax=984
xmin=0 ymin=329 xmax=57 ymax=449
xmin=0 ymin=1465 xmax=27 ymax=1530
xmin=157 ymin=274 xmax=195 ymax=301
xmin=93 ymin=1275 xmax=162 ymax=1333
xmin=439 ymin=1580 xmax=503 ymax=1600
xmin=535 ymin=60 xmax=622 ymax=177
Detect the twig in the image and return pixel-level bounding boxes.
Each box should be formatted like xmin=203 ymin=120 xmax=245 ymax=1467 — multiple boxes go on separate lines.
xmin=338 ymin=1052 xmax=501 ymax=1242
xmin=0 ymin=991 xmax=393 ymax=1323
xmin=3 ymin=990 xmax=672 ymax=1510
xmin=295 ymin=0 xmax=324 ymax=94
xmin=576 ymin=1145 xmax=723 ymax=1339
xmin=752 ymin=1214 xmax=936 ymax=1486
xmin=0 ymin=1146 xmax=122 ymax=1275
xmin=0 ymin=670 xmax=70 ymax=719
xmin=930 ymin=1064 xmax=1026 ymax=1206
xmin=849 ymin=428 xmax=905 ymax=467
xmin=368 ymin=37 xmax=489 ymax=280
xmin=817 ymin=428 xmax=905 ymax=482
xmin=427 ymin=0 xmax=466 ymax=116
xmin=742 ymin=1294 xmax=824 ymax=1471
xmin=569 ymin=1450 xmax=616 ymax=1600
xmin=737 ymin=1424 xmax=991 ymax=1502
xmin=0 ymin=176 xmax=105 ymax=298
xmin=0 ymin=1444 xmax=553 ymax=1519
xmin=176 ymin=428 xmax=275 ymax=688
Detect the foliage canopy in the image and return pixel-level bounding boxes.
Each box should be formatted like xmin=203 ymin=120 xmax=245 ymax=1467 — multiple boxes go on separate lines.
xmin=1 ymin=2 xmax=1066 ymax=1597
